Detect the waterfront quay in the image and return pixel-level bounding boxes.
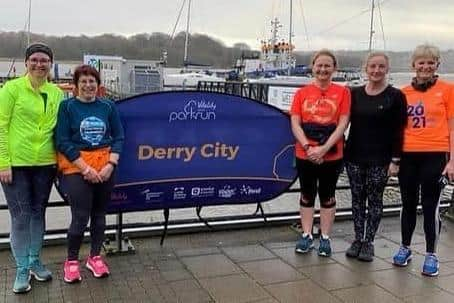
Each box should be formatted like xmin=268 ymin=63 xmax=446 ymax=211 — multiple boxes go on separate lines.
xmin=1 ymin=216 xmax=454 ymax=302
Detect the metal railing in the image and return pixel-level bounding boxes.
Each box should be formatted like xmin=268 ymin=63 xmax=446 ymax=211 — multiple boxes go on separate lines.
xmin=1 ymin=180 xmax=452 ymax=253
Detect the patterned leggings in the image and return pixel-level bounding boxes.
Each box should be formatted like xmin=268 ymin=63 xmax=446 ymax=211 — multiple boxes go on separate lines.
xmin=346 ymin=162 xmax=388 ymax=243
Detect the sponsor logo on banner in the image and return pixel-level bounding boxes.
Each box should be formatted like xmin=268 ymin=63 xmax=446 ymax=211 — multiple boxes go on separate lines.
xmin=169 ymin=99 xmax=217 ymax=122
xmin=191 ymin=187 xmax=215 ymax=198
xmin=240 ymin=185 xmax=262 ymax=196
xmin=111 ymin=191 xmax=128 ymax=201
xmin=218 ymin=185 xmax=236 ymax=198
xmin=173 ymin=187 xmax=187 ymax=200
xmin=141 ymin=189 xmax=164 ymax=201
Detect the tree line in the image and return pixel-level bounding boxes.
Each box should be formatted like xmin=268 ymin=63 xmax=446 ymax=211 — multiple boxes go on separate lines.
xmin=0 ymin=31 xmax=453 ymax=72
xmin=0 ymin=31 xmax=258 ymax=68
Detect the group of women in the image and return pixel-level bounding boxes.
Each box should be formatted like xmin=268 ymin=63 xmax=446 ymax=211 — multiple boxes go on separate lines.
xmin=0 ymin=43 xmax=124 ymax=293
xmin=0 ymin=41 xmax=452 ymax=295
xmin=291 ymin=44 xmax=454 ymax=278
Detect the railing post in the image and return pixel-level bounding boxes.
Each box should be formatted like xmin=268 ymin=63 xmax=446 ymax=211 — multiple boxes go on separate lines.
xmin=103 ymin=212 xmax=135 ymax=255
xmin=443 ymin=190 xmax=454 ymax=221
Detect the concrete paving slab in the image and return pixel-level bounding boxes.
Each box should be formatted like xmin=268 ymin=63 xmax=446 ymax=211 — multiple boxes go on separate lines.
xmin=331 ymin=252 xmax=395 ymax=272
xmin=299 ymin=263 xmax=372 ymax=291
xmin=199 ymin=274 xmax=271 ymax=303
xmin=373 ymin=238 xmax=400 ymax=260
xmin=369 ymin=268 xmax=441 ymax=298
xmin=403 ymin=290 xmax=454 ymax=303
xmin=221 ymin=244 xmax=276 ymax=263
xmin=180 ymin=254 xmax=242 ymax=278
xmin=239 ymin=258 xmax=306 ymax=285
xmin=264 ymin=279 xmax=341 ymax=303
xmin=270 ymin=246 xmax=336 ymax=267
xmin=429 ymin=274 xmax=454 ymax=293
xmin=332 ymin=285 xmax=402 ymax=303
xmin=169 ymin=279 xmax=213 ymax=303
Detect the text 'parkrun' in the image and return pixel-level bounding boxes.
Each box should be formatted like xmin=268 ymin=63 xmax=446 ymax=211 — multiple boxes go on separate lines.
xmin=138 ymin=142 xmax=240 ymax=162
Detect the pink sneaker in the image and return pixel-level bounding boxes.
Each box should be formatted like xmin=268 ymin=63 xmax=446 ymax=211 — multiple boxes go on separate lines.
xmin=63 ymin=260 xmax=81 ymax=283
xmin=86 ymin=255 xmax=110 ymax=278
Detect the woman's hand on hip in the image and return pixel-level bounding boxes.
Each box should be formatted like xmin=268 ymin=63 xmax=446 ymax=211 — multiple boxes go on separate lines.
xmin=442 ymin=160 xmax=454 ymax=181
xmin=0 ymin=168 xmax=12 ymax=184
xmin=99 ymin=164 xmax=114 ymax=182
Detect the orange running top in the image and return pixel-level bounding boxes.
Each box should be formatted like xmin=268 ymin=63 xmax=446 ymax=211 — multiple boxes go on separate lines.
xmin=401 ymin=79 xmax=454 ymax=152
xmin=290 ymin=83 xmax=351 ymax=161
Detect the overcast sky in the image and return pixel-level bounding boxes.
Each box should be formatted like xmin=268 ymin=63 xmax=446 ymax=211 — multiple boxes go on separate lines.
xmin=2 ymin=0 xmax=454 ymax=52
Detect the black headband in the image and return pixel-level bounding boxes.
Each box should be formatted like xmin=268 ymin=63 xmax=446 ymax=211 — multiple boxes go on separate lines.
xmin=25 ymin=43 xmax=53 ymax=62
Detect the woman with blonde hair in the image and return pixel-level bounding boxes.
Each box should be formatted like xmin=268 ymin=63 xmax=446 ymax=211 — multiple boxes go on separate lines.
xmin=392 ymin=44 xmax=454 ymax=277
xmin=344 ymin=52 xmax=407 ymax=261
xmin=290 ymin=49 xmax=350 ymax=257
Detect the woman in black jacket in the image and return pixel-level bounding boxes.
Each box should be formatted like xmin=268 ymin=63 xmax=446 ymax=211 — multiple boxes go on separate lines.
xmin=344 ymin=52 xmax=407 ymax=261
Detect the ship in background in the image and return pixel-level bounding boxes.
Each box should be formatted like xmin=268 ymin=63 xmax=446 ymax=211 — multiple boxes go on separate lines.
xmin=234 ymin=17 xmax=302 ymax=80
xmin=233 ymin=4 xmax=364 ymax=88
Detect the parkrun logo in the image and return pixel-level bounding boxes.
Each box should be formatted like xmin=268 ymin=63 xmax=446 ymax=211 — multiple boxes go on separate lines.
xmin=169 ymin=99 xmax=217 ymax=122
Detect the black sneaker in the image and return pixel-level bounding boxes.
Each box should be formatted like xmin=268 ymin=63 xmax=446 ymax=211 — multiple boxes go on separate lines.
xmin=358 ymin=242 xmax=374 ymax=262
xmin=345 ymin=240 xmax=362 ymax=258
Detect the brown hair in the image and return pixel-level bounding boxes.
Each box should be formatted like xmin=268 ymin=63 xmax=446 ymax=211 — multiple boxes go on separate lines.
xmin=73 ymin=64 xmax=101 ymax=86
xmin=311 ymin=49 xmax=337 ymax=68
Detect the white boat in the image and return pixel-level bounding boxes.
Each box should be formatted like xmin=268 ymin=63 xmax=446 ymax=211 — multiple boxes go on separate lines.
xmin=164 ymin=71 xmax=225 ymax=88
xmin=163 ymin=0 xmax=227 ymax=89
xmin=247 ymin=74 xmax=312 ymax=86
xmin=332 ymin=69 xmax=366 ymax=87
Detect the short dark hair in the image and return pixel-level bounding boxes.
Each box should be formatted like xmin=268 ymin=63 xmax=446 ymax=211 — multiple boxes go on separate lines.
xmin=73 ymin=65 xmax=101 ymax=86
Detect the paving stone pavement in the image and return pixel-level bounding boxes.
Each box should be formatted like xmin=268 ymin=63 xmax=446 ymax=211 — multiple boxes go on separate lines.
xmin=1 ymin=216 xmax=454 ymax=303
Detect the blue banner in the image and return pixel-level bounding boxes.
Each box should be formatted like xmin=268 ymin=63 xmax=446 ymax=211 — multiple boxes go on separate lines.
xmin=108 ymin=91 xmax=297 ymax=212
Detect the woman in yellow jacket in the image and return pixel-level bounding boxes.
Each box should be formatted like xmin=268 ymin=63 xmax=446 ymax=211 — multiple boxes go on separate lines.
xmin=0 ymin=43 xmax=63 ymax=293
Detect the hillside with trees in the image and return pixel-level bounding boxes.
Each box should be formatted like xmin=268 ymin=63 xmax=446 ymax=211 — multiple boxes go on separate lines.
xmin=0 ymin=31 xmax=259 ymax=68
xmin=1 ymin=31 xmax=453 ymax=72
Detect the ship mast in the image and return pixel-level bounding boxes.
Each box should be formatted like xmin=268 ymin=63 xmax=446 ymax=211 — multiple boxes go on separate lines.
xmin=368 ymin=0 xmax=375 ymax=52
xmin=288 ymin=0 xmax=293 ymax=48
xmin=183 ymin=0 xmax=191 ymax=66
xmin=270 ymin=18 xmax=281 ymax=46
xmin=288 ymin=0 xmax=293 ymax=75
xmin=27 ymin=0 xmax=32 ymax=46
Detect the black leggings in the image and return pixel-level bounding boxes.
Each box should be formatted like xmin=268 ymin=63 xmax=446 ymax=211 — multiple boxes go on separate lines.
xmin=346 ymin=162 xmax=388 ymax=243
xmin=60 ymin=174 xmax=115 ymax=260
xmin=296 ymin=158 xmax=343 ymax=208
xmin=399 ymin=152 xmax=446 ymax=253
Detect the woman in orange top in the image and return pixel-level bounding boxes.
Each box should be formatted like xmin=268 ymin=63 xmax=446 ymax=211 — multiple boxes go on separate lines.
xmin=392 ymin=44 xmax=454 ymax=277
xmin=290 ymin=49 xmax=351 ymax=257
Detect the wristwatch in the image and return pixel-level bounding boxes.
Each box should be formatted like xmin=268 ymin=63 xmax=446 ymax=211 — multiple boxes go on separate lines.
xmin=303 ymin=144 xmax=310 ymax=151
